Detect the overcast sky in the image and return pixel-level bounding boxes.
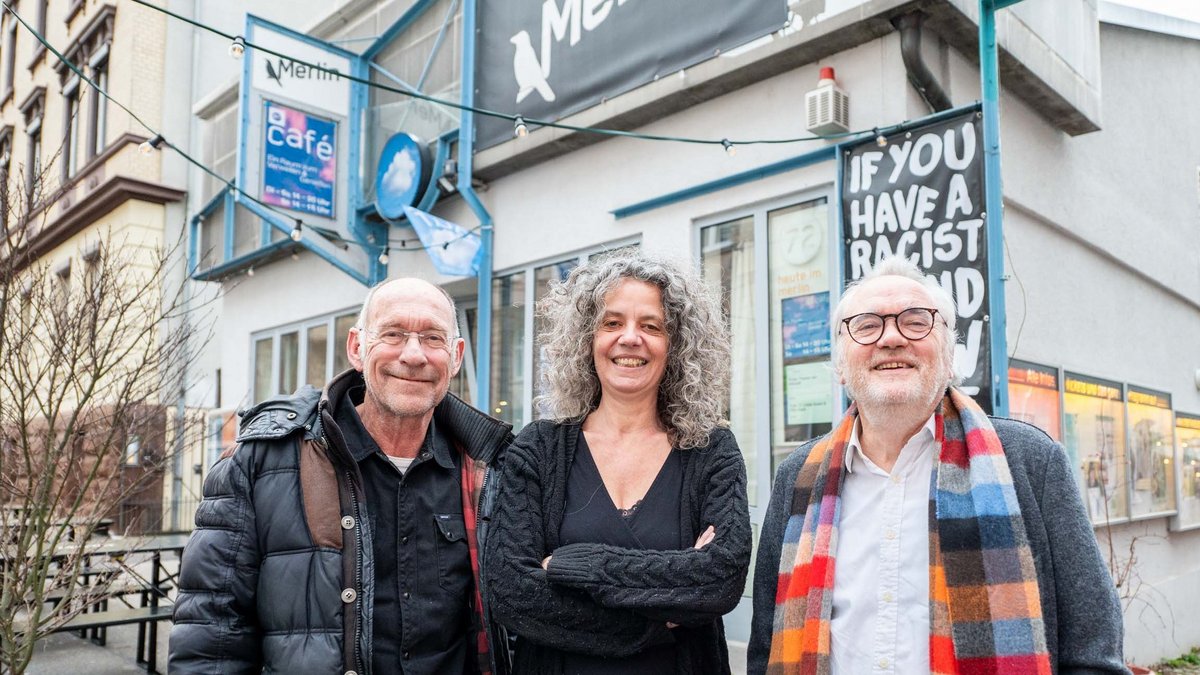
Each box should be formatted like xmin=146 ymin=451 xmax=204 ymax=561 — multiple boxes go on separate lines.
xmin=1107 ymin=0 xmax=1200 ymax=22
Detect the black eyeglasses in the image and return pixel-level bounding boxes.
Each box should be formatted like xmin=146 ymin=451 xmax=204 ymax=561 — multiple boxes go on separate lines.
xmin=842 ymin=307 xmax=942 ymax=345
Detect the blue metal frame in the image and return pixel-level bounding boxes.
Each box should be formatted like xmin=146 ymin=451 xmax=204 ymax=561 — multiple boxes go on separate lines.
xmin=363 ymin=0 xmax=440 ymax=61
xmin=979 ymin=0 xmax=1017 ymax=416
xmin=459 ymin=0 xmax=494 ymax=412
xmin=196 ymin=15 xmax=376 ymax=285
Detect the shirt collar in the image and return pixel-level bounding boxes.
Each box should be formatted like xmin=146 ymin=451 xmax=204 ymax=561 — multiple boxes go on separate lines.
xmin=844 ymin=412 xmax=937 ymax=474
xmin=335 ymin=384 xmax=454 ymax=470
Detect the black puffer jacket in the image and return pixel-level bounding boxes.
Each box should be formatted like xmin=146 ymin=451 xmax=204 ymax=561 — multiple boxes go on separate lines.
xmin=169 ymin=369 xmax=513 ymax=674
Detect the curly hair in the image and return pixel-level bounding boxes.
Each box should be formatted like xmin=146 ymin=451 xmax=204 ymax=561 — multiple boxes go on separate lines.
xmin=535 ymin=250 xmax=731 ymax=449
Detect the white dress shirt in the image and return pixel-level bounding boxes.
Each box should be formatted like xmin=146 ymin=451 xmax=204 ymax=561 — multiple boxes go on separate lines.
xmin=829 ymin=415 xmax=936 ymax=674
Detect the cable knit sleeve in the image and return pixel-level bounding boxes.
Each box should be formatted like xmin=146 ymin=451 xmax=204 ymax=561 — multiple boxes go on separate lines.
xmin=484 ymin=424 xmax=673 ymax=657
xmin=543 ymin=428 xmax=751 ymax=625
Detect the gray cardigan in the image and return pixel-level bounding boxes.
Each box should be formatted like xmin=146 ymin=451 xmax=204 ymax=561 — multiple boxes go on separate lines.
xmin=746 ymin=416 xmax=1128 ymax=674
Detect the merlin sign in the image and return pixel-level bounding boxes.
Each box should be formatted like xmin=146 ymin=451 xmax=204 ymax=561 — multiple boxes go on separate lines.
xmin=840 ymin=107 xmax=993 ymax=412
xmin=475 ymin=0 xmax=785 ymax=149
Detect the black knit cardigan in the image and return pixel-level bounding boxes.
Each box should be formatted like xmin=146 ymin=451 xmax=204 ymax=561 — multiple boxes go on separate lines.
xmin=483 ymin=419 xmax=752 ymax=675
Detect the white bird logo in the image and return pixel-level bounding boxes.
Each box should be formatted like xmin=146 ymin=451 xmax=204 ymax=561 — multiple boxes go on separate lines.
xmin=510 ymin=30 xmax=555 ymax=103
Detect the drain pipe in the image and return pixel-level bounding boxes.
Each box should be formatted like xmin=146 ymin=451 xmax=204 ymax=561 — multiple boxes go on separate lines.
xmin=459 ymin=0 xmax=494 ymax=412
xmin=894 ymin=12 xmax=952 ymax=112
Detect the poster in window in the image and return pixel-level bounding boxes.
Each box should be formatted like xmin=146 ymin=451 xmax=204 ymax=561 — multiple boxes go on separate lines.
xmin=781 ymin=292 xmax=830 ymax=359
xmin=1007 ymin=359 xmax=1060 ymax=441
xmin=784 ymin=362 xmax=832 ymax=426
xmin=261 ymin=100 xmax=337 ymax=219
xmin=840 ymin=106 xmax=991 ymax=412
xmin=1127 ymin=386 xmax=1175 ymax=517
xmin=1063 ymin=372 xmax=1127 ymax=524
xmin=1175 ymin=412 xmax=1200 ymax=529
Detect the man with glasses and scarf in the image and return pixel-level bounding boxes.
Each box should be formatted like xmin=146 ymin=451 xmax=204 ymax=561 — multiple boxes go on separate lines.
xmin=171 ymin=278 xmax=512 ymax=675
xmin=748 ymin=257 xmax=1124 ymax=674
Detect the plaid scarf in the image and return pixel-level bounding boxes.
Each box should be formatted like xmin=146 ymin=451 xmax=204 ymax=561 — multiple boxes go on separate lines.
xmin=766 ymin=388 xmax=1051 ymax=674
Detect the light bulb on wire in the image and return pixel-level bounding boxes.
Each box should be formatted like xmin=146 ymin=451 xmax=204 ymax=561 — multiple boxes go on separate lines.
xmin=378 ymin=247 xmax=390 ymax=265
xmin=229 ymin=36 xmax=246 ymax=58
xmin=513 ymin=116 xmax=528 ymax=138
xmin=875 ymin=132 xmax=888 ymax=148
xmin=138 ymin=134 xmax=164 ymax=155
xmin=721 ymin=139 xmax=736 ymax=157
xmin=289 ymin=222 xmax=303 ymax=241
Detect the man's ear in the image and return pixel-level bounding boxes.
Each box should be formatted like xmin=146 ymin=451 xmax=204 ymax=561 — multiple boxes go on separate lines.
xmin=347 ymin=327 xmax=365 ymax=371
xmin=449 ymin=337 xmax=465 ymax=377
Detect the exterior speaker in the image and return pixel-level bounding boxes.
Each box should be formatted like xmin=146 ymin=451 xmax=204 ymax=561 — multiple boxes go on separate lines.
xmin=805 ymin=66 xmax=850 ymax=136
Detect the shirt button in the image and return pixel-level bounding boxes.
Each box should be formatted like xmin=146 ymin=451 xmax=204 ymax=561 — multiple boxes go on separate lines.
xmin=403 ymin=591 xmax=410 ymax=599
xmin=403 ymin=651 xmax=411 ymax=660
xmin=891 ymin=473 xmax=902 ymax=484
xmin=885 ymin=530 xmax=897 ymax=540
xmin=882 ymin=591 xmax=894 ymax=602
xmin=341 ymin=516 xmax=355 ymax=530
xmin=401 ymin=536 xmax=409 ymax=545
xmin=341 ymin=588 xmax=357 ymax=603
xmin=878 ymin=657 xmax=889 ymax=668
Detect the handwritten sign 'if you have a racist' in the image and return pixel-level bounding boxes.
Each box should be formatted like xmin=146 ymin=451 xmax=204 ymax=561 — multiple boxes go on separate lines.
xmin=840 ymin=108 xmax=992 ymax=411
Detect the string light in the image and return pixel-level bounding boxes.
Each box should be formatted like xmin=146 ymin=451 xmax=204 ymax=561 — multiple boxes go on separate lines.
xmin=289 ymin=221 xmax=303 ymax=241
xmin=513 ymin=116 xmax=528 ymax=138
xmin=378 ymin=247 xmax=390 ymax=265
xmin=138 ymin=134 xmax=164 ymax=154
xmin=291 ymin=249 xmax=300 ymax=260
xmin=875 ymin=130 xmax=888 ymax=147
xmin=228 ymin=36 xmax=245 ymax=58
xmin=721 ymin=139 xmax=736 ymax=157
xmin=246 ymin=266 xmax=255 ymax=277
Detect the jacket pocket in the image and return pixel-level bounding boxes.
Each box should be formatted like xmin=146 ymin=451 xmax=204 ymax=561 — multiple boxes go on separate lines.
xmin=433 ymin=513 xmax=471 ymax=594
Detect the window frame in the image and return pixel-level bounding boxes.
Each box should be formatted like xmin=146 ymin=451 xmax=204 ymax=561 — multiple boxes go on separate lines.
xmin=249 ymin=307 xmax=359 ymax=403
xmin=491 ymin=238 xmax=639 ymax=430
xmin=692 ymin=187 xmax=838 ymax=522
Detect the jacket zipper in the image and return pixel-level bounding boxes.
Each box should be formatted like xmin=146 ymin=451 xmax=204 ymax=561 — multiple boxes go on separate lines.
xmin=347 ymin=469 xmax=365 ymax=674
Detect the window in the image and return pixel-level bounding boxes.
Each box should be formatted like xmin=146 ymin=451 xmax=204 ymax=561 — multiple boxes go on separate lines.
xmin=62 ymin=76 xmax=82 ymax=178
xmin=2 ymin=14 xmax=14 ymax=101
xmin=699 ymin=195 xmax=833 ymax=508
xmin=21 ymin=88 xmax=45 ymax=198
xmin=1176 ymin=413 xmax=1200 ymax=530
xmin=124 ymin=435 xmax=141 ymax=466
xmin=1126 ymin=386 xmax=1176 ymax=518
xmin=1007 ymin=359 xmax=1061 ymax=440
xmin=29 ymin=0 xmax=47 ymax=65
xmin=88 ymin=56 xmax=107 ymax=158
xmin=0 ymin=127 xmax=12 ymax=227
xmin=489 ymin=242 xmax=637 ymax=429
xmin=251 ymin=309 xmax=359 ymax=403
xmin=1063 ymin=372 xmax=1128 ymax=525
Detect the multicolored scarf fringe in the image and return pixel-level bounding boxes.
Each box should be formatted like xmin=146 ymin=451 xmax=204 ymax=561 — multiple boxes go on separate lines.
xmin=766 ymin=389 xmax=1051 ymax=674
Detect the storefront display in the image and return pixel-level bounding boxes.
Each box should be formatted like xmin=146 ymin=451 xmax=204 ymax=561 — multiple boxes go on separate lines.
xmin=1063 ymin=372 xmax=1128 ymax=525
xmin=1007 ymin=359 xmax=1061 ymax=441
xmin=1126 ymin=386 xmax=1176 ymax=518
xmin=1174 ymin=412 xmax=1200 ymax=530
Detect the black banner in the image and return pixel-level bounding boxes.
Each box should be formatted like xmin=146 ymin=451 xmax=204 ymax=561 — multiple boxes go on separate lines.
xmin=475 ymin=0 xmax=785 ymax=150
xmin=840 ymin=108 xmax=992 ymax=412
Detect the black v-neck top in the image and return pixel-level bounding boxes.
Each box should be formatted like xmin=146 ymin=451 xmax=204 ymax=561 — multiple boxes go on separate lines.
xmin=558 ymin=430 xmax=682 ymax=673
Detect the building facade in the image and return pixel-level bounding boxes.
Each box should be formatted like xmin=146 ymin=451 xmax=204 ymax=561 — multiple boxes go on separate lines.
xmin=174 ymin=0 xmax=1199 ymax=663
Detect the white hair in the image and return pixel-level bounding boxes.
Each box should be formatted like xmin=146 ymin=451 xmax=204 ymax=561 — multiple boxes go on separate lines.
xmin=832 ymin=256 xmax=961 ymax=384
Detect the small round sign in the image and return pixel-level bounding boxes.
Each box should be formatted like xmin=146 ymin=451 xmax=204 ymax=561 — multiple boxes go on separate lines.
xmin=375 ymin=133 xmax=431 ymax=219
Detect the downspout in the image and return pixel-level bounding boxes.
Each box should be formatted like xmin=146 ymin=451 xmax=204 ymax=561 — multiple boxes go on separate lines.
xmin=893 ymin=12 xmax=953 ymax=113
xmin=458 ymin=0 xmax=493 ymax=412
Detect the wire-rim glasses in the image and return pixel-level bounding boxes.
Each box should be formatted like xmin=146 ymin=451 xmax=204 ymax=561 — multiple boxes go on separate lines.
xmin=361 ymin=327 xmax=459 ymax=353
xmin=842 ymin=307 xmax=942 ymax=345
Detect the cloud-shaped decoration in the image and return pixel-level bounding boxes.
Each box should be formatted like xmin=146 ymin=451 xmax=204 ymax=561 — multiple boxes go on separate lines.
xmin=382 ymin=149 xmax=416 ymax=196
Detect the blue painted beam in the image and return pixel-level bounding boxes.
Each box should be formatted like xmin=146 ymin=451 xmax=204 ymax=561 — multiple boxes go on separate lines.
xmin=979 ymin=0 xmax=1017 ymax=416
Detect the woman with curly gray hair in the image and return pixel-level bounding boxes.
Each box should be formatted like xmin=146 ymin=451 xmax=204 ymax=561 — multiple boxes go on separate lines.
xmin=485 ymin=250 xmax=752 ymax=674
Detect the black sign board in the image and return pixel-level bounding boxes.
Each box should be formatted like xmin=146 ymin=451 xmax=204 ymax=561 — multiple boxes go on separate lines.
xmin=840 ymin=107 xmax=992 ymax=412
xmin=475 ymin=0 xmax=785 ymax=150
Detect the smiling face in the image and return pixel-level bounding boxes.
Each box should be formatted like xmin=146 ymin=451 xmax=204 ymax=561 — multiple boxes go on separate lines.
xmin=347 ymin=279 xmax=463 ymax=421
xmin=837 ymin=275 xmax=953 ymax=414
xmin=592 ymin=278 xmax=670 ymax=405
